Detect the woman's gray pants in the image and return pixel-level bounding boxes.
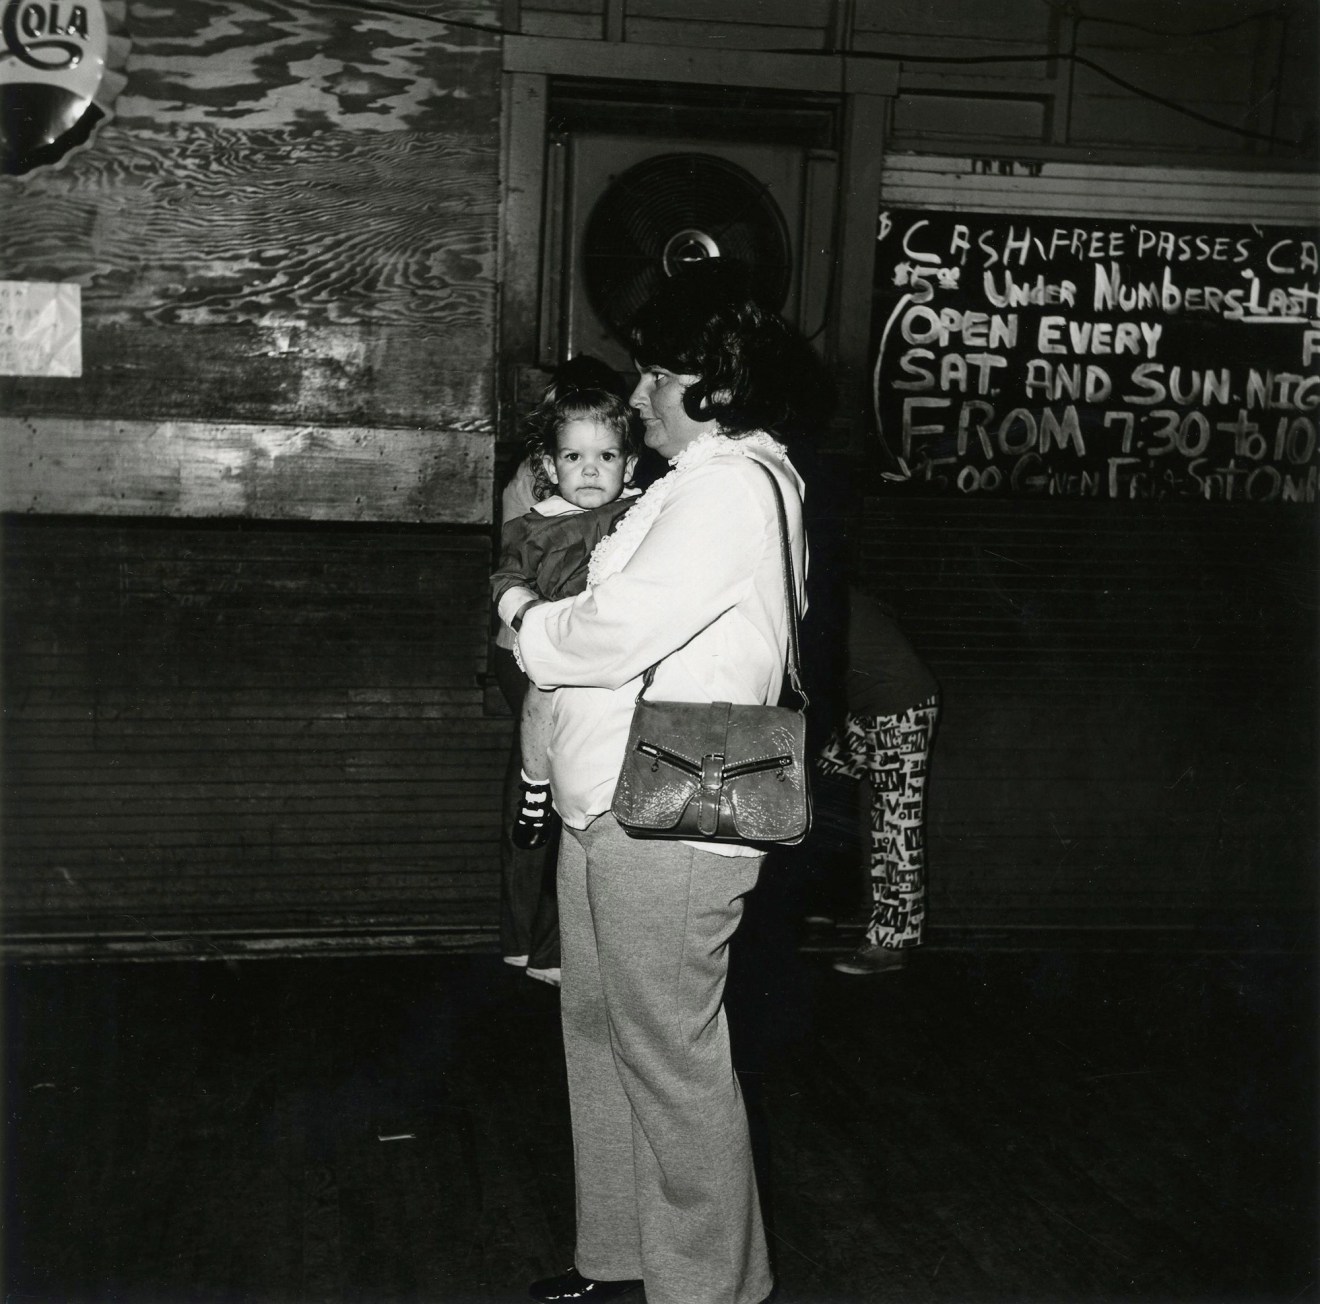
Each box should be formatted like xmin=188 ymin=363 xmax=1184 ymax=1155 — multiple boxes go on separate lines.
xmin=557 ymin=813 xmax=773 ymax=1304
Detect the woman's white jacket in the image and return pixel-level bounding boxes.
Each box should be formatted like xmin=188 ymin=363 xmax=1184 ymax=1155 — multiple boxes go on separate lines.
xmin=515 ymin=435 xmax=807 ymax=856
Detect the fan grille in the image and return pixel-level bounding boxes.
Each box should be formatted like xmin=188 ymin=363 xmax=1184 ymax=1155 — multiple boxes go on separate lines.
xmin=582 ymin=152 xmax=793 ymax=341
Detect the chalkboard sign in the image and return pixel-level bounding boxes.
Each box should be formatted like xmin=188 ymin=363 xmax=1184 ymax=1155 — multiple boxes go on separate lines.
xmin=870 ymin=209 xmax=1319 ymax=503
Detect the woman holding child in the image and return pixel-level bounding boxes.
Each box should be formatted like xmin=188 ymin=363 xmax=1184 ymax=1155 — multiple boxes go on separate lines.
xmin=503 ymin=263 xmax=830 ymax=1304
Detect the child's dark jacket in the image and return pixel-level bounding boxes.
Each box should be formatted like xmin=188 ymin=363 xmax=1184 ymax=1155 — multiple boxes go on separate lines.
xmin=491 ymin=495 xmax=636 ymax=608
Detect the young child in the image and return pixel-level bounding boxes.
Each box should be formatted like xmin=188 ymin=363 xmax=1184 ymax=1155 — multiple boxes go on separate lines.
xmin=492 ymin=362 xmax=641 ymax=851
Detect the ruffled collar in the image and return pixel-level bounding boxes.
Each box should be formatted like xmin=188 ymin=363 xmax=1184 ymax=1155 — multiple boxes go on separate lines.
xmin=586 ymin=431 xmax=787 ymax=588
xmin=669 ymin=429 xmax=787 ymax=473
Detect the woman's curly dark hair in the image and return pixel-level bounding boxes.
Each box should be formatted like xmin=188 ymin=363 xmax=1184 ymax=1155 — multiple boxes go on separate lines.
xmin=525 ymin=355 xmax=642 ymax=501
xmin=626 ymin=261 xmax=835 ymax=442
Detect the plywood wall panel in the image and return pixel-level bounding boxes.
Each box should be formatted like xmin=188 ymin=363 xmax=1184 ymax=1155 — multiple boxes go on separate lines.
xmin=892 ymin=96 xmax=1046 ymax=143
xmin=0 ymin=125 xmax=498 ymax=430
xmin=518 ymin=11 xmax=600 ymax=39
xmin=520 ymin=0 xmax=600 ymax=16
xmin=109 ymin=2 xmax=500 ymax=134
xmin=853 ymin=0 xmax=1051 ymax=43
xmin=630 ymin=0 xmax=834 ymax=25
xmin=0 ymin=0 xmax=501 ymax=524
xmin=1066 ymin=90 xmax=1270 ymax=155
xmin=623 ymin=19 xmax=824 ymax=52
xmin=1061 ymin=2 xmax=1299 ymax=157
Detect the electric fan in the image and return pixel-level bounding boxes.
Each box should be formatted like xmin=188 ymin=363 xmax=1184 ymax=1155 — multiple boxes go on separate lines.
xmin=581 ymin=152 xmax=794 ymax=341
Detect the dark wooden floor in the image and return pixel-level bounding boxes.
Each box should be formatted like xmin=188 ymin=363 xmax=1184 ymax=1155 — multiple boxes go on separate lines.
xmin=4 ymin=925 xmax=1316 ymax=1303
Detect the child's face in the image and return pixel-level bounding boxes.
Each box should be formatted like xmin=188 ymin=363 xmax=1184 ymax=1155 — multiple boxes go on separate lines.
xmin=543 ymin=418 xmax=636 ymax=509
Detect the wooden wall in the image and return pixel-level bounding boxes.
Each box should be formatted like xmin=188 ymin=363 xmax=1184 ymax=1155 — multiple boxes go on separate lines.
xmin=0 ymin=0 xmax=500 ymax=522
xmin=1 ymin=1 xmax=507 ymax=956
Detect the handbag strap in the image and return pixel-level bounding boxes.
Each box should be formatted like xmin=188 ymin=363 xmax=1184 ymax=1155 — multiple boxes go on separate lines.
xmin=754 ymin=459 xmax=808 ymax=709
xmin=639 ymin=457 xmax=808 ymax=711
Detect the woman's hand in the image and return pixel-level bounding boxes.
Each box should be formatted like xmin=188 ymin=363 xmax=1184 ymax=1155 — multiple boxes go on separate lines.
xmin=511 ymin=596 xmax=547 ymax=632
xmin=510 ymin=597 xmax=547 ymax=675
xmin=496 ymin=584 xmax=541 ymax=632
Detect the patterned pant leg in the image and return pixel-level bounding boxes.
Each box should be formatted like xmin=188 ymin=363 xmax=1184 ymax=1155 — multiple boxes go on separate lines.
xmin=859 ymin=697 xmax=939 ymax=949
xmin=817 ymin=715 xmax=870 ymax=782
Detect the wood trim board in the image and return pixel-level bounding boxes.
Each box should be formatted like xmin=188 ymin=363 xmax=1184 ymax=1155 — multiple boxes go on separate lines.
xmin=502 ymin=33 xmax=899 ymax=94
xmin=0 ymin=418 xmax=494 ymax=524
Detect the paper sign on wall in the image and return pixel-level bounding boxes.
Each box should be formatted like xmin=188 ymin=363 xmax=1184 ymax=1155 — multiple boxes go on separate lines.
xmin=0 ymin=281 xmax=82 ymax=376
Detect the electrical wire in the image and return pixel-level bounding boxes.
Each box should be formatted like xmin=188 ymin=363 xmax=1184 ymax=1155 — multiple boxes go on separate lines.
xmin=837 ymin=48 xmax=1303 ymax=149
xmin=316 ymin=0 xmax=1309 ymax=152
xmin=1055 ymin=2 xmax=1290 ymax=41
xmin=307 ymin=0 xmax=513 ymax=38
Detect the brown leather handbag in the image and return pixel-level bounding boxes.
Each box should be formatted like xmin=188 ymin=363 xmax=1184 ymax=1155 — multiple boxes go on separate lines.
xmin=610 ymin=461 xmax=811 ymax=846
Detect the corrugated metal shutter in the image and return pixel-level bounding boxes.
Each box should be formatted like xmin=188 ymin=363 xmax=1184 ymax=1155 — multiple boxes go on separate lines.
xmin=2 ymin=519 xmax=508 ymax=959
xmin=862 ymin=496 xmax=1316 ymax=937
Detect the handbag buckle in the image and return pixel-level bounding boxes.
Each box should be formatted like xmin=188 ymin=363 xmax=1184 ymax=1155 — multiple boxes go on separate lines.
xmin=700 ymin=752 xmax=726 ymax=792
xmin=698 ymin=752 xmax=726 ymax=836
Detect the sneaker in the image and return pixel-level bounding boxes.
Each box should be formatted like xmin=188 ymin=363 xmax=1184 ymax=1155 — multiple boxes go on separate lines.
xmin=512 ymin=780 xmax=556 ymax=849
xmin=527 ymin=966 xmax=561 ymax=987
xmin=832 ymin=945 xmax=908 ymax=975
xmin=504 ymin=955 xmax=529 ymax=968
